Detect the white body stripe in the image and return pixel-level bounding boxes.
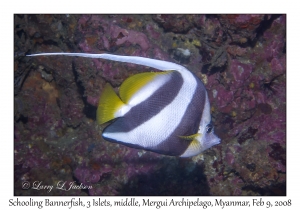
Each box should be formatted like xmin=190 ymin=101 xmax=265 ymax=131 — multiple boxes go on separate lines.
xmin=117 ymin=73 xmax=173 ymax=117
xmin=128 ymin=74 xmax=172 ymax=106
xmin=199 ymin=93 xmax=212 ymax=134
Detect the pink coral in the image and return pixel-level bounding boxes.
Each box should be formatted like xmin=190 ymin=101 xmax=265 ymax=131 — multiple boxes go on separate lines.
xmin=146 ymin=24 xmax=161 ymax=39
xmin=214 ymin=86 xmax=234 ymax=108
xmin=230 ymin=59 xmax=253 ymax=90
xmin=112 ymin=26 xmax=150 ymax=51
xmin=270 ymin=57 xmax=285 ymax=75
xmin=74 ymin=165 xmax=112 ymax=185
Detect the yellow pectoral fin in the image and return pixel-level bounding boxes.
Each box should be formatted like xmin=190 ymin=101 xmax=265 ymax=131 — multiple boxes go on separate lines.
xmin=179 ymin=133 xmax=202 ymax=141
xmin=97 ymin=83 xmax=125 ymax=125
xmin=119 ymin=71 xmax=171 ymax=103
xmin=179 ymin=133 xmax=203 ymax=156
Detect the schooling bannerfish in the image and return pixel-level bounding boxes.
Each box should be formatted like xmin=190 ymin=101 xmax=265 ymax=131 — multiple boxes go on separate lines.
xmin=28 ymin=53 xmax=221 ymax=157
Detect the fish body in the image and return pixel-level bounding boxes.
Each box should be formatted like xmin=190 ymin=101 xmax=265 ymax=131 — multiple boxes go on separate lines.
xmin=28 ymin=53 xmax=221 ymax=157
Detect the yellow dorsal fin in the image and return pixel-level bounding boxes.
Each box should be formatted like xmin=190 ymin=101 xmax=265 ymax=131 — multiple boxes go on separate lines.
xmin=179 ymin=133 xmax=202 ymax=141
xmin=119 ymin=71 xmax=170 ymax=103
xmin=96 ymin=83 xmax=125 ymax=125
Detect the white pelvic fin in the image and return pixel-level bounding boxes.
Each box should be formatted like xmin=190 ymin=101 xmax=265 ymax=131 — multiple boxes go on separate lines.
xmin=27 ymin=53 xmax=185 ymax=72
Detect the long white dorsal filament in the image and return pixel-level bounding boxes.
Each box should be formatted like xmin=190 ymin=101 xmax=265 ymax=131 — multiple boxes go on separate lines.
xmin=27 ymin=52 xmax=186 ymax=73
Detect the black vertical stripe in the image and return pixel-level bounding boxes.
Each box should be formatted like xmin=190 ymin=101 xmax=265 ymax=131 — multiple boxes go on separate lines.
xmin=102 ymin=71 xmax=183 ymax=134
xmin=154 ymin=73 xmax=206 ymax=156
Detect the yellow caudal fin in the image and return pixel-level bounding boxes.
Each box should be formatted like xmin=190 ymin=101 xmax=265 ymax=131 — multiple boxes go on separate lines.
xmin=119 ymin=71 xmax=171 ymax=103
xmin=97 ymin=83 xmax=125 ymax=125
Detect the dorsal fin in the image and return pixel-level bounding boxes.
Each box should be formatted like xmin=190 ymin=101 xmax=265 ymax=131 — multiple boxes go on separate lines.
xmin=119 ymin=71 xmax=171 ymax=103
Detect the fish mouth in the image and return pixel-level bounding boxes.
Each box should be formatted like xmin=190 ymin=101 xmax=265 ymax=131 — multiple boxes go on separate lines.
xmin=202 ymin=133 xmax=221 ymax=151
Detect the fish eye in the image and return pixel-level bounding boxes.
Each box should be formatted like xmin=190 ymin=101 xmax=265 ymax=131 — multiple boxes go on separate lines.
xmin=206 ymin=124 xmax=213 ymax=133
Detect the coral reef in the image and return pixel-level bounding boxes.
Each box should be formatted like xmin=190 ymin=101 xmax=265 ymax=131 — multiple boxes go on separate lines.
xmin=14 ymin=14 xmax=285 ymax=195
